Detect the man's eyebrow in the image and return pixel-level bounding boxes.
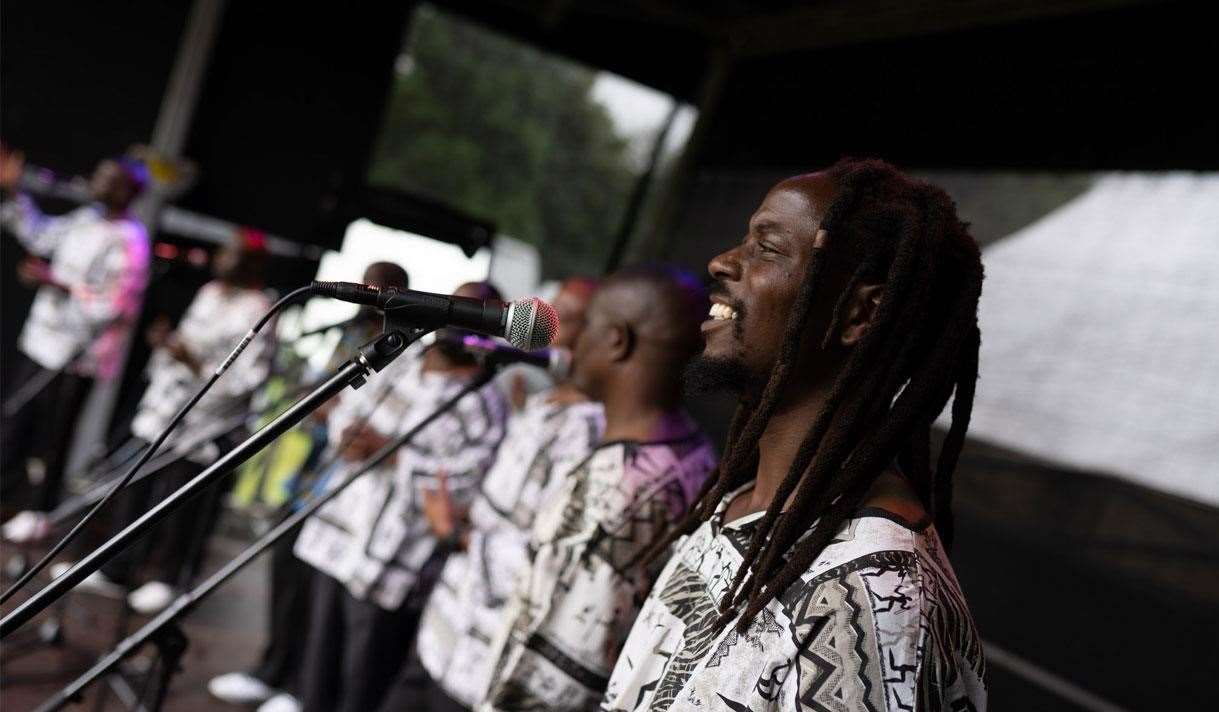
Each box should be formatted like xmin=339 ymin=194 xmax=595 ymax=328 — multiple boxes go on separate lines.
xmin=751 ymin=218 xmax=795 ymax=241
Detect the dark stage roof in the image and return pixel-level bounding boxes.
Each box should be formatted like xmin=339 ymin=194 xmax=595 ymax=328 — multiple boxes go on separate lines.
xmin=436 ymin=0 xmax=1216 ymax=170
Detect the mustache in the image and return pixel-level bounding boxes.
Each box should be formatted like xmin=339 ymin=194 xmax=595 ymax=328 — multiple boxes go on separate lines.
xmin=707 ymin=282 xmax=746 ymax=316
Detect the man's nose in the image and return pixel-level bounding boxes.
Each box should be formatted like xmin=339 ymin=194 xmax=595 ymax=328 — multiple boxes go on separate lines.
xmin=708 ymin=245 xmax=742 ymax=282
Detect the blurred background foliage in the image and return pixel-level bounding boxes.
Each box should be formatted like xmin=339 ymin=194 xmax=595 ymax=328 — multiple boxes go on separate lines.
xmin=368 ymin=5 xmax=637 ymax=279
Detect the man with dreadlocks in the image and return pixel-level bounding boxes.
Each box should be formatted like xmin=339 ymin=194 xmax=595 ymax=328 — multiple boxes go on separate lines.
xmin=478 ymin=266 xmax=718 ymax=712
xmin=600 ymin=159 xmax=987 ymax=712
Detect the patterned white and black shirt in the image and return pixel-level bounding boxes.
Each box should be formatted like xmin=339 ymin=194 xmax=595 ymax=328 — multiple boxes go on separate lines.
xmin=417 ymin=393 xmax=605 ymax=707
xmin=1 ymin=195 xmax=149 ymax=378
xmin=131 ymin=281 xmax=274 ymax=464
xmin=294 ymin=346 xmax=509 ymax=611
xmin=480 ymin=425 xmax=718 ymax=712
xmin=601 ymin=483 xmax=987 ymax=712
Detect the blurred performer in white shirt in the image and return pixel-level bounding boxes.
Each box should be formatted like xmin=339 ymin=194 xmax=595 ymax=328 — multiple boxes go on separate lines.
xmin=0 ymin=146 xmax=150 ymax=537
xmin=208 ymin=261 xmax=409 ymax=711
xmin=291 ymin=282 xmax=510 ymax=712
xmin=376 ymin=277 xmax=602 ymax=712
xmin=87 ymin=231 xmax=274 ymax=614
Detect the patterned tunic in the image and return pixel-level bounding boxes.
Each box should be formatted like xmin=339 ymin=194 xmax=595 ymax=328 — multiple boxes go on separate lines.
xmin=481 ymin=427 xmax=719 ymax=712
xmin=295 ymin=346 xmax=509 ymax=610
xmin=417 ymin=393 xmax=605 ymax=707
xmin=601 ymin=485 xmax=987 ymax=712
xmin=1 ymin=195 xmax=149 ymax=378
xmin=131 ymin=281 xmax=274 ymax=464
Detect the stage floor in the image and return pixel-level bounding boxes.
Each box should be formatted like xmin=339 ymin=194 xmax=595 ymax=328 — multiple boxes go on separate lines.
xmin=1 ymin=530 xmax=266 ymax=712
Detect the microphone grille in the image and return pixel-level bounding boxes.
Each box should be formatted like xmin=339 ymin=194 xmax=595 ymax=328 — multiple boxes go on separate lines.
xmin=507 ymin=297 xmax=559 ymax=351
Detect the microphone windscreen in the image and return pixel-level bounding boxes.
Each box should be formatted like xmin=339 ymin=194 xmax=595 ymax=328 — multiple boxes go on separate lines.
xmin=507 ymin=297 xmax=559 ymax=350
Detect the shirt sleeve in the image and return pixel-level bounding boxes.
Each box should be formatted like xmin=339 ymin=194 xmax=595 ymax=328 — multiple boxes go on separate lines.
xmin=0 ymin=194 xmax=86 ymax=256
xmin=481 ymin=405 xmax=600 ymax=602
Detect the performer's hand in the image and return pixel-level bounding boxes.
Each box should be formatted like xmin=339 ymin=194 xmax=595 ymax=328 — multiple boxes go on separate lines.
xmin=311 ymin=396 xmax=338 ymax=424
xmin=16 ymin=256 xmax=62 ymax=291
xmin=422 ymin=470 xmax=463 ymax=541
xmin=339 ymin=424 xmax=394 ymax=462
xmin=545 ymin=382 xmax=591 ymax=407
xmin=0 ymin=146 xmax=24 ymax=191
xmin=164 ymin=334 xmax=202 ymax=375
xmin=146 ymin=315 xmax=172 ymax=348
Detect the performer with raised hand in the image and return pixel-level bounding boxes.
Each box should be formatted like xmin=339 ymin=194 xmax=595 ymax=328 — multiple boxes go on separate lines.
xmin=600 ymin=159 xmax=987 ymax=712
xmin=478 ymin=266 xmax=718 ymax=712
xmin=0 ymin=148 xmax=150 ymax=537
xmin=378 ymin=276 xmax=603 ymax=712
xmin=291 ymin=282 xmax=510 ymax=712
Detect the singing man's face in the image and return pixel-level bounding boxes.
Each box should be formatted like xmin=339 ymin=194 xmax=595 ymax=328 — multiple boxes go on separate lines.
xmin=89 ymin=160 xmax=133 ymax=207
xmin=691 ymin=176 xmax=836 ymax=391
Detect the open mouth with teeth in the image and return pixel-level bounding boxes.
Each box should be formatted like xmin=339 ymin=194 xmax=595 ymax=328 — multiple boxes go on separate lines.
xmin=709 ymin=303 xmax=739 ymax=321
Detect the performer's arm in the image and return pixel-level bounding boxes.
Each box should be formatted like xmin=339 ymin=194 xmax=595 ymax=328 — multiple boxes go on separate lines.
xmin=483 ymin=409 xmax=600 ymax=601
xmin=15 ymin=254 xmax=71 ymax=293
xmin=0 ymin=192 xmax=89 ymax=257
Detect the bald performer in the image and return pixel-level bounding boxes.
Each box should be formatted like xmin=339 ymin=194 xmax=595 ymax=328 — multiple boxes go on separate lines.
xmin=478 ymin=266 xmax=719 ymax=712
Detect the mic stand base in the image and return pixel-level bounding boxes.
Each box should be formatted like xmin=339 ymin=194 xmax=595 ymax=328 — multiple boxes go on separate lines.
xmin=144 ymin=621 xmax=188 ymax=712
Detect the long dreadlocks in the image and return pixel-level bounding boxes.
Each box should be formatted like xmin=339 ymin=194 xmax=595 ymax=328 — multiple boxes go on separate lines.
xmin=641 ymin=158 xmax=983 ymax=634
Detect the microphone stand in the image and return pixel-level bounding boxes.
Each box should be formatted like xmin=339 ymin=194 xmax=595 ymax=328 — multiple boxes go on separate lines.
xmin=0 ymin=328 xmax=416 ymax=639
xmin=295 ymin=314 xmax=361 ymax=339
xmin=30 ymin=364 xmax=500 ymax=712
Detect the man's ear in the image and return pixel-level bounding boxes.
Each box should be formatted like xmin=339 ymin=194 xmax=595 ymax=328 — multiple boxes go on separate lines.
xmin=840 ymin=283 xmax=884 ymax=347
xmin=605 ymin=321 xmax=635 ymax=363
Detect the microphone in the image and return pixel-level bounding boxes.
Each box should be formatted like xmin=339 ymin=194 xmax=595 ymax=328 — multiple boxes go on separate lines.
xmin=312 ymin=281 xmax=558 ymax=350
xmin=457 ymin=334 xmax=572 ymax=379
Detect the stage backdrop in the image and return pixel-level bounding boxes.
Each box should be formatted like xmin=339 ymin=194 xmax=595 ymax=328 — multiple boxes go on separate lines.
xmin=956 ymin=172 xmax=1219 ymax=507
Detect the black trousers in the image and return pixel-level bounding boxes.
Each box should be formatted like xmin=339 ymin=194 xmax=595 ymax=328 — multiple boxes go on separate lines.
xmin=297 ymin=573 xmax=425 ymax=712
xmin=377 ymin=643 xmax=471 ymax=712
xmin=0 ymin=352 xmax=94 ymax=512
xmin=100 ymin=450 xmax=224 ymax=588
xmin=250 ymin=512 xmax=314 ymax=691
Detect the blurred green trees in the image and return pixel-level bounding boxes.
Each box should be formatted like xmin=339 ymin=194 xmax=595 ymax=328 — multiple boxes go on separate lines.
xmin=368 ymin=5 xmax=637 ymax=279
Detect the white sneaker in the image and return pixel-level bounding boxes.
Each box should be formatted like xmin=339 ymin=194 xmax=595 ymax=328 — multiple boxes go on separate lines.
xmin=127 ymin=581 xmax=176 ymax=615
xmin=258 ymin=692 xmax=301 ymax=712
xmin=69 ymin=567 xmax=126 ymax=597
xmin=2 ymin=510 xmax=51 ymax=543
xmin=208 ymin=672 xmax=274 ymax=704
xmin=55 ymin=563 xmax=133 ymax=598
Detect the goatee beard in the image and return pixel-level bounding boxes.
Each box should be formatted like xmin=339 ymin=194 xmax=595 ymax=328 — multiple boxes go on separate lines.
xmin=682 ymin=354 xmax=754 ymax=396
